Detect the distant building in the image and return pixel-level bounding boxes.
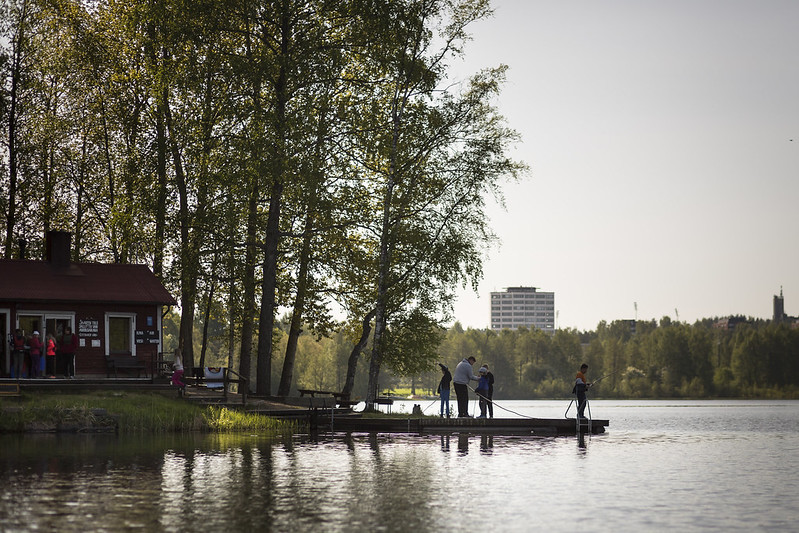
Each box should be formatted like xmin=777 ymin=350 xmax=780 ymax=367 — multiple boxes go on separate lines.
xmin=490 ymin=286 xmax=555 ymax=332
xmin=773 ymin=287 xmax=786 ymax=322
xmin=772 ymin=287 xmax=798 ymax=327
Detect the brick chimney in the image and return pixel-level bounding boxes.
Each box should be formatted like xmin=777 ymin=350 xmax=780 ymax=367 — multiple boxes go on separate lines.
xmin=46 ymin=230 xmax=72 ymax=268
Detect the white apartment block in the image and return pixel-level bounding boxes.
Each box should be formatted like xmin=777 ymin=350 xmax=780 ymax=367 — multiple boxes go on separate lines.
xmin=490 ymin=286 xmax=555 ymax=332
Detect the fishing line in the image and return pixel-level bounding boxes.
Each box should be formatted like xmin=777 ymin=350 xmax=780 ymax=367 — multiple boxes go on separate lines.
xmin=420 ymin=398 xmax=440 ymax=414
xmin=469 ymin=386 xmax=536 ymax=419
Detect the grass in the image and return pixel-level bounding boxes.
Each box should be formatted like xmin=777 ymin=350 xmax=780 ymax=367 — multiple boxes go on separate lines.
xmin=0 ymin=391 xmax=297 ymax=435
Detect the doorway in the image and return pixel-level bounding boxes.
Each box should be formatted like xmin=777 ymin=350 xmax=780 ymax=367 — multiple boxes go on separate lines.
xmin=0 ymin=309 xmax=9 ymax=376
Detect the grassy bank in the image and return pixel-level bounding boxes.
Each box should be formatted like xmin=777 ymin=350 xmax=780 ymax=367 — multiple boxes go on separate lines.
xmin=0 ymin=391 xmax=298 ymax=435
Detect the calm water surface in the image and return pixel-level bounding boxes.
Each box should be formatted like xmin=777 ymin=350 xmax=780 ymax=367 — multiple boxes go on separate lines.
xmin=1 ymin=400 xmax=798 ymax=532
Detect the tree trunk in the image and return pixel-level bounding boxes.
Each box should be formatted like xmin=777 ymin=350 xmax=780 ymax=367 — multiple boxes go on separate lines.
xmin=4 ymin=20 xmax=23 ymax=259
xmin=198 ymin=279 xmax=215 ymax=369
xmin=238 ymin=176 xmax=258 ymax=390
xmin=152 ymin=86 xmax=168 ymax=278
xmin=165 ymin=98 xmax=196 ymax=371
xmin=342 ymin=308 xmax=376 ymax=398
xmin=255 ymin=2 xmax=290 ymax=397
xmin=277 ymin=202 xmax=316 ymax=397
xmin=256 ymin=180 xmax=282 ymax=396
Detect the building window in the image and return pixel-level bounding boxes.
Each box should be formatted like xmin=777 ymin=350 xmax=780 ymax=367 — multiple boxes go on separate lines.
xmin=105 ymin=313 xmax=136 ymax=356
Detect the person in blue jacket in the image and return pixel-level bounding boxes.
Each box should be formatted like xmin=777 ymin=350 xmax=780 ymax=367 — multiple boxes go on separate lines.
xmin=476 ymin=366 xmax=490 ymax=418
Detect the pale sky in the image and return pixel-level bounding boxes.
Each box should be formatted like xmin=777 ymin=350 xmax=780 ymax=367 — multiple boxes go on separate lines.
xmin=449 ymin=0 xmax=799 ymax=331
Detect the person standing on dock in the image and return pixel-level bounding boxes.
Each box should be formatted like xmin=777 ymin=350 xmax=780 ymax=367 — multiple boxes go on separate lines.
xmin=453 ymin=356 xmax=480 ymax=417
xmin=484 ymin=363 xmax=495 ymax=418
xmin=437 ymin=363 xmax=452 ymax=418
xmin=574 ymin=363 xmax=592 ymax=419
xmin=59 ymin=327 xmax=78 ymax=379
xmin=45 ymin=333 xmax=57 ymax=378
xmin=10 ymin=329 xmax=26 ymax=378
xmin=476 ymin=366 xmax=489 ymax=418
xmin=28 ymin=331 xmax=43 ymax=378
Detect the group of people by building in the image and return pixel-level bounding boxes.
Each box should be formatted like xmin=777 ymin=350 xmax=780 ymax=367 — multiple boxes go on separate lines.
xmin=7 ymin=327 xmax=77 ymax=379
xmin=437 ymin=357 xmax=592 ymax=419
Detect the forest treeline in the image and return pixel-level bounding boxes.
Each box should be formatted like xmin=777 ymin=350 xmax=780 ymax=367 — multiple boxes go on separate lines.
xmin=172 ymin=312 xmax=799 ymax=400
xmin=1 ymin=0 xmax=525 ymax=406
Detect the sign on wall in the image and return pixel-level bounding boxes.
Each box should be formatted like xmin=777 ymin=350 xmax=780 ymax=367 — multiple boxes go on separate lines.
xmin=135 ymin=330 xmax=160 ymax=345
xmin=78 ymin=318 xmax=99 ymax=337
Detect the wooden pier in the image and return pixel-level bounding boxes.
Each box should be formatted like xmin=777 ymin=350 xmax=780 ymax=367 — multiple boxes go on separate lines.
xmin=318 ymin=416 xmax=608 ymax=436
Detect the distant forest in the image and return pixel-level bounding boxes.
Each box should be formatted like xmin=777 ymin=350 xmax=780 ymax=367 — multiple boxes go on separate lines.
xmin=168 ymin=312 xmax=799 ymax=400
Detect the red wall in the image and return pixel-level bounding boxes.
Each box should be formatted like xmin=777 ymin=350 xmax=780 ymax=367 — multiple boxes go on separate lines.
xmin=10 ymin=302 xmax=163 ymax=376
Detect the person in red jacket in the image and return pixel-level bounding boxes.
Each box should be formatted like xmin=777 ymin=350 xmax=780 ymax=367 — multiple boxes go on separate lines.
xmin=46 ymin=333 xmax=57 ymax=378
xmin=59 ymin=327 xmax=78 ymax=378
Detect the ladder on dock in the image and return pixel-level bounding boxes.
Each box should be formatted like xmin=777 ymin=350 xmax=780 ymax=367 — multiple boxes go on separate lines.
xmin=575 ymin=398 xmax=593 ymax=435
xmin=576 ymin=415 xmax=592 ymax=434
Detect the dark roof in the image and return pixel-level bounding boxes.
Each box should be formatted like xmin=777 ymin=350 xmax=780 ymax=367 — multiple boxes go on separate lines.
xmin=0 ymin=259 xmax=177 ymax=305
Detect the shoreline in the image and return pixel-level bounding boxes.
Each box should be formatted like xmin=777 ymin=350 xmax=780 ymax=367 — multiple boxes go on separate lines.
xmin=0 ymin=390 xmax=301 ymax=435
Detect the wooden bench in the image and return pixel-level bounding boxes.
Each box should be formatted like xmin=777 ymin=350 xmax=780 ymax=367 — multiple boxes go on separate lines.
xmin=105 ymin=355 xmax=148 ymax=378
xmin=183 ymin=367 xmax=248 ymax=405
xmin=298 ymin=388 xmax=339 ymax=397
xmin=374 ymin=397 xmax=394 ymax=413
xmin=297 ymin=388 xmax=360 ymax=408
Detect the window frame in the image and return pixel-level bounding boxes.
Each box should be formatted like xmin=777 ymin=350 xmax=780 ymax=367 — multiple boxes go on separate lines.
xmin=104 ymin=312 xmax=137 ymax=356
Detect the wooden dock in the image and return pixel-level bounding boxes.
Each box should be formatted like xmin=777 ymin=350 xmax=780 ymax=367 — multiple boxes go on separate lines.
xmin=318 ymin=416 xmax=609 ymax=436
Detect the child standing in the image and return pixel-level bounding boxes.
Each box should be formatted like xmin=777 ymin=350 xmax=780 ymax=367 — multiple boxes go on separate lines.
xmin=476 ymin=366 xmax=490 ymax=418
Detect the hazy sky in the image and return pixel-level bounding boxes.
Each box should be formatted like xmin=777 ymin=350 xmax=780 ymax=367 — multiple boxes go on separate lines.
xmin=448 ymin=0 xmax=799 ymax=331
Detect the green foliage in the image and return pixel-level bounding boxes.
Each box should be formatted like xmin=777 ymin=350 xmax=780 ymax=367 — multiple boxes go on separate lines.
xmin=0 ymin=391 xmax=296 ymax=434
xmin=423 ymin=320 xmax=799 ymax=399
xmin=202 ymin=406 xmax=297 ymax=434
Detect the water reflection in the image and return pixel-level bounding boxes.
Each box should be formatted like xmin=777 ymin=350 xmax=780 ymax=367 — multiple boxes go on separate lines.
xmin=457 ymin=433 xmax=469 ymax=455
xmin=480 ymin=434 xmax=494 ymax=454
xmin=0 ymin=432 xmax=528 ymax=531
xmin=2 ymin=401 xmax=798 ymax=532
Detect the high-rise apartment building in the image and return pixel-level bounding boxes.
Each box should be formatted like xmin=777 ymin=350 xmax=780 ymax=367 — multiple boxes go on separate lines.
xmin=490 ymin=286 xmax=555 ymax=332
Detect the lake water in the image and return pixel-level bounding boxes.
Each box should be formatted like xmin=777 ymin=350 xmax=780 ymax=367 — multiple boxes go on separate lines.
xmin=1 ymin=400 xmax=797 ymax=532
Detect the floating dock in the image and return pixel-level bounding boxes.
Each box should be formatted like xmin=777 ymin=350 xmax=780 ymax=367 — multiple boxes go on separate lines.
xmin=318 ymin=416 xmax=608 ymax=436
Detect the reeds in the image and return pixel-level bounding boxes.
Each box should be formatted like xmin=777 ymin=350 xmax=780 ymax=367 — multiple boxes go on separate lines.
xmin=0 ymin=391 xmax=296 ymax=435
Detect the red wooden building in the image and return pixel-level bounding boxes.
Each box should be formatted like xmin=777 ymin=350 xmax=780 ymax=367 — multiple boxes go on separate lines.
xmin=0 ymin=231 xmax=176 ymax=377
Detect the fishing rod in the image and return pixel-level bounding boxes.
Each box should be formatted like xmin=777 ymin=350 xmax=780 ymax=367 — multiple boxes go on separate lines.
xmin=589 ymin=369 xmax=623 ymax=387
